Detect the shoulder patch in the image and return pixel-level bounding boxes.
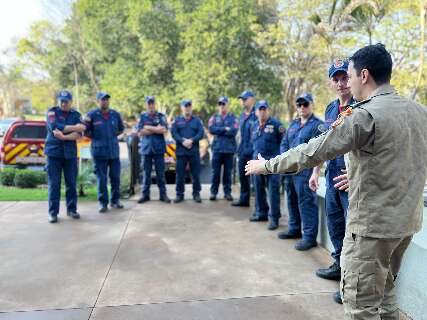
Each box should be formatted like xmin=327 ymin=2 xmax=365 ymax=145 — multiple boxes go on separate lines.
xmin=331 ymin=107 xmax=353 ymax=129
xmin=317 ymin=123 xmax=328 ymax=133
xmin=279 ymin=126 xmax=285 ymax=133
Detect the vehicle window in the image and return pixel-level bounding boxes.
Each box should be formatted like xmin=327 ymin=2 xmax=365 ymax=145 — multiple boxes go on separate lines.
xmin=11 ymin=126 xmax=47 ymax=139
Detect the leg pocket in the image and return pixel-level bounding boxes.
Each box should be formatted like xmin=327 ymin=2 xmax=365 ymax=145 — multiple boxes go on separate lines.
xmin=342 ymin=258 xmax=377 ymax=307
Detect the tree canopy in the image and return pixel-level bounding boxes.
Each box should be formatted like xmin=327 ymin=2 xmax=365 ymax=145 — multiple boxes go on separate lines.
xmin=1 ymin=0 xmax=425 ymax=122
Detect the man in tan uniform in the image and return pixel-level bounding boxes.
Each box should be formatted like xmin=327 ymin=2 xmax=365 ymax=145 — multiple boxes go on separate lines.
xmin=245 ymin=44 xmax=427 ymax=320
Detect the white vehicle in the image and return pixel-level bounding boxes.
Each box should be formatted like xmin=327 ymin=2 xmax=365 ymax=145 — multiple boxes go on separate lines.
xmin=0 ymin=118 xmax=19 ymax=137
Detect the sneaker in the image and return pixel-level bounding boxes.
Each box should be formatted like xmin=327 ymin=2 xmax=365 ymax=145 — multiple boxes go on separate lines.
xmin=111 ymin=202 xmax=124 ymax=209
xmin=209 ymin=194 xmax=217 ymax=201
xmin=48 ymin=214 xmax=58 ymax=223
xmin=67 ymin=211 xmax=80 ymax=219
xmin=99 ymin=206 xmax=108 ymax=213
xmin=316 ymin=262 xmax=341 ymax=281
xmin=193 ymin=195 xmax=202 ymax=203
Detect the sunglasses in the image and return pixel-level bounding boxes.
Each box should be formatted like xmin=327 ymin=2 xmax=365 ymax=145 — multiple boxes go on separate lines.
xmin=184 ymin=103 xmax=192 ymax=107
xmin=218 ymin=102 xmax=226 ymax=106
xmin=297 ymin=102 xmax=310 ymax=108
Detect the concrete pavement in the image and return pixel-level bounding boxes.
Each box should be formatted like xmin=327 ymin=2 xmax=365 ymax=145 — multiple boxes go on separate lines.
xmin=0 ymin=185 xmax=344 ymax=319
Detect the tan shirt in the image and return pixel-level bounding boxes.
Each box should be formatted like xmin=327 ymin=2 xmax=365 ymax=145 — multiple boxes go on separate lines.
xmin=263 ymin=85 xmax=427 ymax=238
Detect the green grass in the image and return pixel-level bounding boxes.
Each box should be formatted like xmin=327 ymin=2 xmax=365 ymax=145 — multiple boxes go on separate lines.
xmin=0 ymin=186 xmax=98 ymax=201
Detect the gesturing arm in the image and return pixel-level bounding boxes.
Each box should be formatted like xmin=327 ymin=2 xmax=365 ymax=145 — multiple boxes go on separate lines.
xmin=245 ymin=109 xmax=374 ymax=175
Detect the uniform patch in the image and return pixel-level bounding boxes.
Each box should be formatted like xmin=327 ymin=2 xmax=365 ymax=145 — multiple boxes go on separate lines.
xmin=334 ymin=59 xmax=344 ymax=68
xmin=317 ymin=124 xmax=327 ymax=133
xmin=331 ymin=107 xmax=353 ymax=129
xmin=279 ymin=126 xmax=285 ymax=133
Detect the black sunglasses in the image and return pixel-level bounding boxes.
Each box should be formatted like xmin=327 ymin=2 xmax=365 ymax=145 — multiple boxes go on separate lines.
xmin=218 ymin=102 xmax=226 ymax=106
xmin=297 ymin=102 xmax=309 ymax=108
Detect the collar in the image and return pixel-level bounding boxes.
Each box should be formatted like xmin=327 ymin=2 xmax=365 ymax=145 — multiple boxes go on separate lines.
xmin=368 ymin=84 xmax=395 ymax=100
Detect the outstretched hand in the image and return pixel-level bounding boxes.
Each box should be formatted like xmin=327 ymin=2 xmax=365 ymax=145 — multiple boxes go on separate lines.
xmin=245 ymin=153 xmax=267 ymax=175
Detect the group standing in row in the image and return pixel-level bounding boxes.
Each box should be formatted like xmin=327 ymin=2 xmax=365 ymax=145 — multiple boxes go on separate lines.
xmin=44 ymin=57 xmax=357 ymax=308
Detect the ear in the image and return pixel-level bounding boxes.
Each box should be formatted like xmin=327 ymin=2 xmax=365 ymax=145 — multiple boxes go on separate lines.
xmin=361 ymin=69 xmax=369 ymax=85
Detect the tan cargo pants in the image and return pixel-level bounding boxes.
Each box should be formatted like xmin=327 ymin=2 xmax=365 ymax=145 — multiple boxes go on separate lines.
xmin=340 ymin=232 xmax=412 ymax=320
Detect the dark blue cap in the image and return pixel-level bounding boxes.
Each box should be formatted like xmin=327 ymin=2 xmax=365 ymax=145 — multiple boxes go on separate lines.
xmin=328 ymin=59 xmax=349 ymax=78
xmin=96 ymin=92 xmax=110 ymax=100
xmin=180 ymin=99 xmax=192 ymax=107
xmin=57 ymin=90 xmax=72 ymax=102
xmin=255 ymin=100 xmax=269 ymax=110
xmin=296 ymin=93 xmax=313 ymax=104
xmin=145 ymin=96 xmax=155 ymax=104
xmin=218 ymin=96 xmax=229 ymax=104
xmin=238 ymin=90 xmax=255 ymax=100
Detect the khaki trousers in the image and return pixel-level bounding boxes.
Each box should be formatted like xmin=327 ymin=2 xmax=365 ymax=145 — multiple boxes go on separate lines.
xmin=340 ymin=232 xmax=412 ymax=320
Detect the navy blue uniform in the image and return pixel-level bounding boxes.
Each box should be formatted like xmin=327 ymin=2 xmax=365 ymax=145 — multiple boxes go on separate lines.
xmin=237 ymin=108 xmax=257 ymax=204
xmin=208 ymin=112 xmax=238 ymax=196
xmin=85 ymin=108 xmax=124 ymax=207
xmin=171 ymin=115 xmax=204 ymax=198
xmin=252 ymin=117 xmax=284 ymax=222
xmin=323 ymin=98 xmax=355 ymax=265
xmin=138 ymin=111 xmax=168 ymax=198
xmin=281 ymin=114 xmax=324 ymax=242
xmin=44 ymin=106 xmax=83 ymax=217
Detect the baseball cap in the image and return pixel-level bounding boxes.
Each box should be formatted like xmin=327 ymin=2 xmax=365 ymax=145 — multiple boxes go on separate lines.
xmin=57 ymin=90 xmax=73 ymax=102
xmin=218 ymin=96 xmax=229 ymax=104
xmin=255 ymin=100 xmax=269 ymax=110
xmin=296 ymin=93 xmax=313 ymax=104
xmin=145 ymin=96 xmax=155 ymax=104
xmin=238 ymin=90 xmax=255 ymax=100
xmin=96 ymin=92 xmax=110 ymax=100
xmin=181 ymin=99 xmax=192 ymax=107
xmin=328 ymin=59 xmax=349 ymax=78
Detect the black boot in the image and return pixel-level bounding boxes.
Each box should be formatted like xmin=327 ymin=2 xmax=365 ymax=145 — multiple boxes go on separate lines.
xmin=174 ymin=196 xmax=184 ymax=203
xmin=316 ymin=263 xmax=341 ymax=281
xmin=137 ymin=196 xmax=150 ymax=204
xmin=160 ymin=195 xmax=171 ymax=203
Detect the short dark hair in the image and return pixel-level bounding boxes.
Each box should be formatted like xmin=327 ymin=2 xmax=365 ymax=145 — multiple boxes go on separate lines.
xmin=349 ymin=43 xmax=392 ymax=85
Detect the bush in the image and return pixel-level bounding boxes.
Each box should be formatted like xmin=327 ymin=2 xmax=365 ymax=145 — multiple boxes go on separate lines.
xmin=77 ymin=162 xmax=96 ymax=196
xmin=14 ymin=170 xmax=41 ymax=188
xmin=33 ymin=170 xmax=47 ymax=185
xmin=120 ymin=170 xmax=131 ymax=198
xmin=0 ymin=168 xmax=16 ymax=186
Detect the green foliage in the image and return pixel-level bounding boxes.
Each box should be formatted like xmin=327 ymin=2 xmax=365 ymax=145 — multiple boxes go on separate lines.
xmin=119 ymin=169 xmax=131 ymax=198
xmin=7 ymin=0 xmax=427 ymax=123
xmin=14 ymin=170 xmax=41 ymax=188
xmin=77 ymin=161 xmax=96 ymax=196
xmin=0 ymin=168 xmax=17 ymax=186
